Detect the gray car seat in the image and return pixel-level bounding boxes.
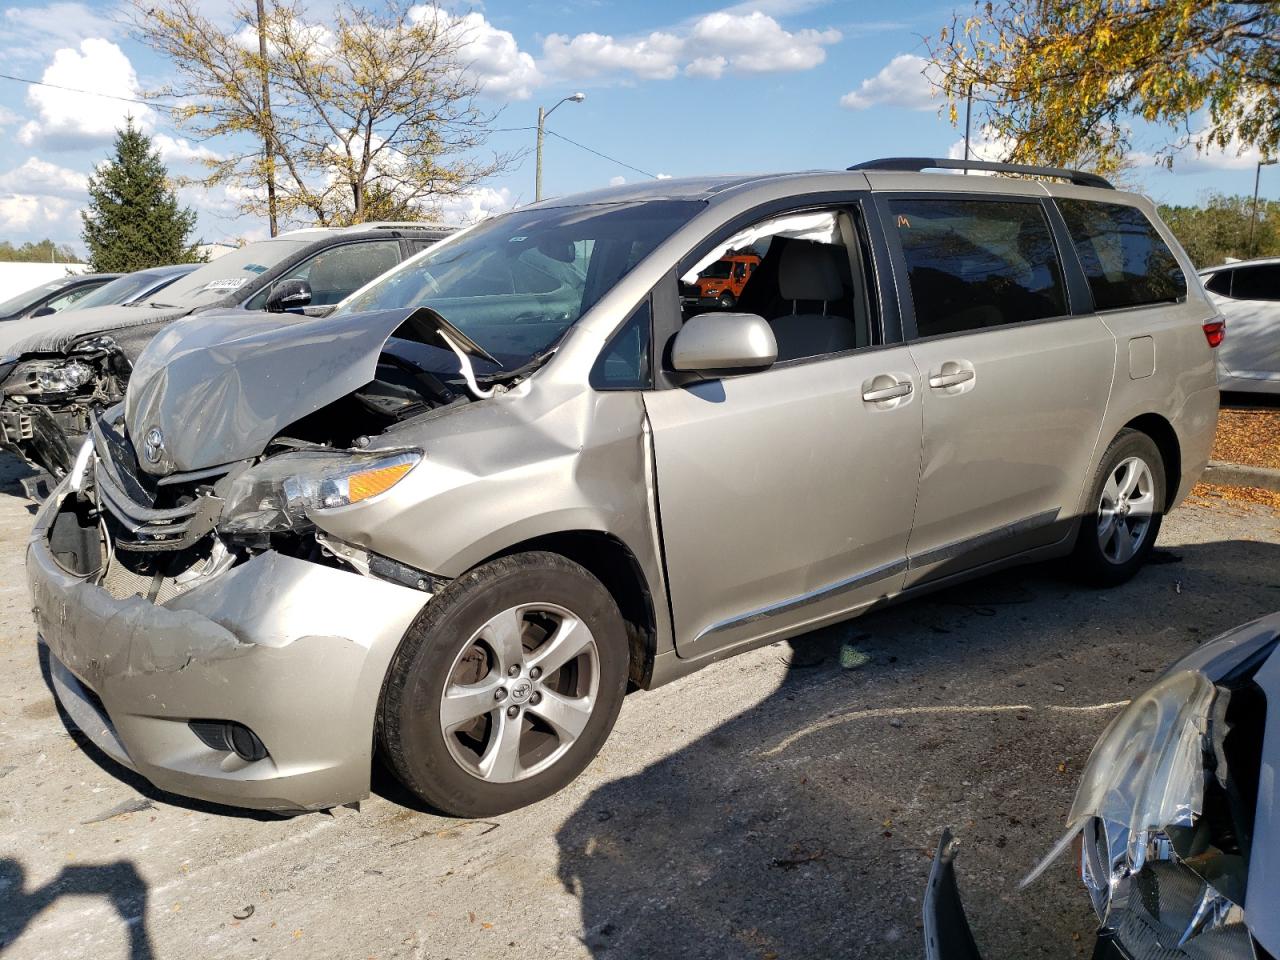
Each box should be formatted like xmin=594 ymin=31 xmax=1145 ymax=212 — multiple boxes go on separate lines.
xmin=769 ymin=240 xmax=856 ymax=361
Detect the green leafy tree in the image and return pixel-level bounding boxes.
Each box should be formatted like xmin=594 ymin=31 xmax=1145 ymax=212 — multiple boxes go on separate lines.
xmin=0 ymin=239 xmax=82 ymax=263
xmin=931 ymin=1 xmax=1280 ymax=174
xmin=1158 ymin=193 xmax=1280 ymax=268
xmin=80 ymin=119 xmax=203 ymax=272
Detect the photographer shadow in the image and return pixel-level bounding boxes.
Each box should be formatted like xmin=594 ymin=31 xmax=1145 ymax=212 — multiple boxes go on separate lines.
xmin=0 ymin=858 xmax=152 ymax=958
xmin=556 ymin=537 xmax=1280 ymax=959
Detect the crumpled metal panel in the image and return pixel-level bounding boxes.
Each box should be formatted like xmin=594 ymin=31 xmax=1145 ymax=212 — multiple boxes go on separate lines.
xmin=0 ymin=302 xmax=186 ymax=357
xmin=124 ymin=306 xmax=418 ymax=474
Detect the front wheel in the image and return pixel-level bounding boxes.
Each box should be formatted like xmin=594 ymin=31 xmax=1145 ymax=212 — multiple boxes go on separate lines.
xmin=378 ymin=551 xmax=628 ymax=816
xmin=1072 ymin=429 xmax=1165 ymax=586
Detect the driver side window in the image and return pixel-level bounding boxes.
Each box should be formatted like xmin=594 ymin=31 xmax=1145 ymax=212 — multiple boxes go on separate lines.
xmin=246 ymin=239 xmax=401 ymax=310
xmin=677 ymin=208 xmax=874 ymax=364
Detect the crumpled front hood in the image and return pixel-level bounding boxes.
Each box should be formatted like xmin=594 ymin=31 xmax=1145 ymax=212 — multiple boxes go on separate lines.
xmin=125 ymin=306 xmax=417 ymax=474
xmin=0 ymin=302 xmax=186 ymax=358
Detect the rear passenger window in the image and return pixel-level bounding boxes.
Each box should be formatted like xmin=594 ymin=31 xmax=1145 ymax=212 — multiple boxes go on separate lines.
xmin=1203 ymin=270 xmax=1233 ymax=296
xmin=1057 ymin=199 xmax=1186 ymax=310
xmin=1225 ymin=263 xmax=1280 ymax=301
xmin=888 ymin=198 xmax=1067 ymax=338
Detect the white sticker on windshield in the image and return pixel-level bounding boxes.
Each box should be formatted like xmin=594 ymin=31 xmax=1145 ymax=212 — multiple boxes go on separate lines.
xmin=201 ymin=278 xmax=249 ymax=292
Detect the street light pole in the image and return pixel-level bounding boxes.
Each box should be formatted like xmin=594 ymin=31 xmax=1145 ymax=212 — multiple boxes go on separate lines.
xmin=963 ymin=82 xmax=974 ymax=172
xmin=1250 ymin=159 xmax=1276 ymax=257
xmin=535 ymin=92 xmax=586 ymax=202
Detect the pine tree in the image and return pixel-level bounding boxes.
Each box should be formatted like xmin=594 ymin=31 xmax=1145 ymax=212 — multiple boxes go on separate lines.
xmin=80 ymin=118 xmax=203 ymax=272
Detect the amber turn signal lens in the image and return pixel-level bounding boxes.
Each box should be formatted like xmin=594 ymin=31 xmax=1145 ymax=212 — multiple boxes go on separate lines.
xmin=347 ymin=461 xmax=415 ymax=503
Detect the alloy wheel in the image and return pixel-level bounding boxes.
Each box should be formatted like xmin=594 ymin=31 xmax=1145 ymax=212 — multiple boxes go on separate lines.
xmin=1096 ymin=456 xmax=1156 ymax=564
xmin=439 ymin=603 xmax=599 ymax=783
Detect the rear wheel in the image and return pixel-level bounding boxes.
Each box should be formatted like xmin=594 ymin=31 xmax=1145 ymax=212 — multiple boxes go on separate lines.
xmin=1072 ymin=429 xmax=1165 ymax=586
xmin=378 ymin=551 xmax=628 ymax=816
xmin=717 ymin=291 xmax=737 ymax=309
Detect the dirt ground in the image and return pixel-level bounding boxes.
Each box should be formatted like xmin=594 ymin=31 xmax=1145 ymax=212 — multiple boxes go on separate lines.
xmin=2 ymin=452 xmax=1279 ymax=960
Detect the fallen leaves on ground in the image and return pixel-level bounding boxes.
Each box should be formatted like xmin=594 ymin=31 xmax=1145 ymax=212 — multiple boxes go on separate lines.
xmin=1213 ymin=407 xmax=1280 ymax=469
xmin=1190 ymin=481 xmax=1280 ymax=510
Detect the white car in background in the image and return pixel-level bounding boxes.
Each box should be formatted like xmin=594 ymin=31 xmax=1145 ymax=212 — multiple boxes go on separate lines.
xmin=1200 ymin=258 xmax=1280 ymax=394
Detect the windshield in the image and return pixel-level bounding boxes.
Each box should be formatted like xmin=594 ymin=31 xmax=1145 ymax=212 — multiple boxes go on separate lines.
xmin=150 ymin=238 xmax=314 ymax=308
xmin=0 ymin=278 xmax=77 ymax=316
xmin=335 ymin=200 xmax=703 ymax=366
xmin=70 ymin=269 xmax=181 ymax=310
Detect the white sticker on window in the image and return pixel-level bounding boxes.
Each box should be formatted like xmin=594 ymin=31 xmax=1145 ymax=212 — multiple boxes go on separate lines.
xmin=201 ymin=277 xmax=249 ymax=292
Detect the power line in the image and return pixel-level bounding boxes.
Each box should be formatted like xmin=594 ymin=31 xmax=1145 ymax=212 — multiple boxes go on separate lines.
xmin=0 ymin=71 xmax=181 ymax=110
xmin=545 ymin=129 xmax=659 ymax=180
xmin=0 ymin=71 xmax=661 ymax=180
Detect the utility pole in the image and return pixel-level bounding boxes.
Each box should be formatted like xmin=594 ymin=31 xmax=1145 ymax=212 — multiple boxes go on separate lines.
xmin=963 ymin=82 xmax=973 ymax=172
xmin=1249 ymin=159 xmax=1276 ymax=257
xmin=535 ymin=92 xmax=586 ymax=202
xmin=256 ymin=0 xmax=279 ymax=237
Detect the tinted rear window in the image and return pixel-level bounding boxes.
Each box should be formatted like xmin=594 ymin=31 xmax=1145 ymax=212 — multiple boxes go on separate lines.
xmin=888 ymin=197 xmax=1067 ymax=338
xmin=1057 ymin=199 xmax=1186 ymax=310
xmin=1226 ymin=263 xmax=1280 ymax=301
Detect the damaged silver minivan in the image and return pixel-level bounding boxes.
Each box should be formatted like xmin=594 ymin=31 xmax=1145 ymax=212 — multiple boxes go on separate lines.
xmin=27 ymin=160 xmax=1222 ymax=815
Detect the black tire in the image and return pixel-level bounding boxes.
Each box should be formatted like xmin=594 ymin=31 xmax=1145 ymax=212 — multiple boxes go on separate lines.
xmin=1072 ymin=429 xmax=1166 ymax=587
xmin=378 ymin=551 xmax=628 ymax=816
xmin=717 ymin=291 xmax=736 ymax=309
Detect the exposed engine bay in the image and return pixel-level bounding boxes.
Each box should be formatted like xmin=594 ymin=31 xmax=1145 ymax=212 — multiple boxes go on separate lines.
xmin=0 ymin=336 xmax=130 ymax=478
xmin=41 ymin=308 xmax=550 ymax=607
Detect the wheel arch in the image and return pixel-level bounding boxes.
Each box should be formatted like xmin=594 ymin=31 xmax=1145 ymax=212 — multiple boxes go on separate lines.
xmin=1122 ymin=412 xmax=1182 ymax=511
xmin=484 ymin=530 xmax=659 ymax=690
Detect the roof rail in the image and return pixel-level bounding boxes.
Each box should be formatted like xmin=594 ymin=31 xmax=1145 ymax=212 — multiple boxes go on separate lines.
xmin=848 ymin=157 xmax=1114 ymax=190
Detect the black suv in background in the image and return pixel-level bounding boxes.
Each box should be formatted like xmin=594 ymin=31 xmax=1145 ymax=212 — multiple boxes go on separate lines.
xmin=0 ymin=223 xmax=453 ymax=481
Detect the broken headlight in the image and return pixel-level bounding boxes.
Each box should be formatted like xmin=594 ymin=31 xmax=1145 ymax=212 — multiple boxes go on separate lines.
xmin=4 ymin=358 xmax=97 ymax=396
xmin=219 ymin=448 xmax=421 ymax=536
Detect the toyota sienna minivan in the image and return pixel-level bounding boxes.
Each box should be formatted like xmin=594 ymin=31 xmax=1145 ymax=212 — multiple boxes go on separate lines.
xmin=27 ymin=159 xmax=1222 ymax=816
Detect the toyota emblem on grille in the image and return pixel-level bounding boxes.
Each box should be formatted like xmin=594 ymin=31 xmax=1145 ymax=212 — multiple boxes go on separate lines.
xmin=142 ymin=427 xmax=165 ymax=464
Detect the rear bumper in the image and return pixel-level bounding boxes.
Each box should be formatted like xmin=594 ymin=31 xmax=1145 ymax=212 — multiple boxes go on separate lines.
xmin=27 ymin=483 xmax=430 ymax=812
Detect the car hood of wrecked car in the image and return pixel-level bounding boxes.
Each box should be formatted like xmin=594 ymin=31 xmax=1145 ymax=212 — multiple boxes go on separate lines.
xmin=0 ymin=302 xmax=192 ymax=358
xmin=124 ymin=306 xmax=423 ymax=474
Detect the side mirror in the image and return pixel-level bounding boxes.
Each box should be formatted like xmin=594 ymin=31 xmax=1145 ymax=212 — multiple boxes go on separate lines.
xmin=670 ymin=312 xmax=777 ymax=376
xmin=266 ymin=278 xmax=312 ymax=313
xmin=31 ymin=306 xmax=56 ymax=318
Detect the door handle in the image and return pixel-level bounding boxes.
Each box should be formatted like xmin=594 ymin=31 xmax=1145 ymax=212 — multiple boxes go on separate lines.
xmin=862 ymin=380 xmax=913 ymax=403
xmin=928 ymin=369 xmax=975 ymax=389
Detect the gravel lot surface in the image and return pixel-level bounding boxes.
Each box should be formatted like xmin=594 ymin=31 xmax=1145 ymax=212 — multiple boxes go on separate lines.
xmin=2 ymin=452 xmax=1278 ymax=960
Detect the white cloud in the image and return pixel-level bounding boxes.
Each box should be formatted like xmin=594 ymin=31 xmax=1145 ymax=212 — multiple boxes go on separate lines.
xmin=0 ymin=106 xmax=20 ymax=129
xmin=152 ymin=134 xmax=222 ymax=166
xmin=608 ymin=175 xmax=627 ymax=186
xmin=431 ymin=185 xmax=515 ymax=225
xmin=0 ymin=3 xmax=124 ymax=63
xmin=452 ymin=12 xmax=542 ymax=100
xmin=18 ymin=38 xmax=154 ymax=151
xmin=0 ymin=157 xmax=88 ymax=197
xmin=0 ymin=193 xmax=79 ymax=235
xmin=840 ymin=53 xmax=936 ymax=111
xmin=688 ymin=11 xmax=839 ymax=73
xmin=947 ymin=124 xmax=1014 ymax=164
xmin=542 ymin=30 xmax=685 ymax=81
xmin=685 ymin=56 xmax=727 ymax=79
xmin=543 ymin=9 xmax=839 ymax=83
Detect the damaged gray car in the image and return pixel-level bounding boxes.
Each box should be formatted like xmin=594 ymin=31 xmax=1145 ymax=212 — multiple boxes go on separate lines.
xmin=27 ymin=161 xmax=1222 ymax=816
xmin=925 ymin=612 xmax=1280 ymax=960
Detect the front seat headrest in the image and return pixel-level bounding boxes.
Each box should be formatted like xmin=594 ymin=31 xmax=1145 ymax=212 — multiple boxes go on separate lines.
xmin=777 ymin=240 xmax=846 ymax=303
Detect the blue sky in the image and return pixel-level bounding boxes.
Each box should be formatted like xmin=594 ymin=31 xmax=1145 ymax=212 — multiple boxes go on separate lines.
xmin=0 ymin=0 xmax=1273 ymax=252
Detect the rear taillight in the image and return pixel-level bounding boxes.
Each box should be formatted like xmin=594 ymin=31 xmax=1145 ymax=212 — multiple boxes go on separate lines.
xmin=1203 ymin=317 xmax=1226 ymax=348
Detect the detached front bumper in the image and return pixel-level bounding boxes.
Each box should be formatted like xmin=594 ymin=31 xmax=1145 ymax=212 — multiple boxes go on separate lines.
xmin=27 ymin=485 xmax=430 ymax=812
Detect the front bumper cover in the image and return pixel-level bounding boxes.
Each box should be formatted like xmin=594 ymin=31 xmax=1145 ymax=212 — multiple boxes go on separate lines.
xmin=27 ymin=485 xmax=430 ymax=812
